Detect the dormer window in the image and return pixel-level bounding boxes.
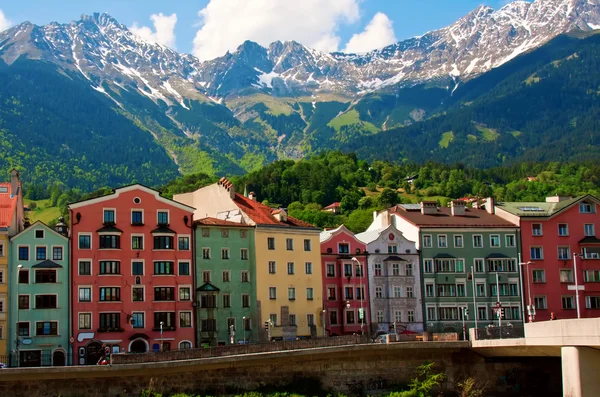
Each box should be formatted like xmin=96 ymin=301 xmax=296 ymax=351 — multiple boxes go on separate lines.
xmin=157 ymin=211 xmax=169 ymax=226
xmin=580 ymin=202 xmax=595 ymax=214
xmin=35 ymin=230 xmax=44 ymax=239
xmin=338 ymin=243 xmax=349 ymax=254
xmin=103 ymin=209 xmax=115 ymax=225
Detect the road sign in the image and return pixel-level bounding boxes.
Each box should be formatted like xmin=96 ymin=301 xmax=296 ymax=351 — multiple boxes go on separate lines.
xmin=567 ymin=285 xmax=585 ymax=290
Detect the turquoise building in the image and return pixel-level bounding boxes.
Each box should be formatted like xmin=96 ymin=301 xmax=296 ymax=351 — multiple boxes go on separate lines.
xmin=194 ymin=218 xmax=257 ymax=346
xmin=8 ymin=221 xmax=69 ymax=366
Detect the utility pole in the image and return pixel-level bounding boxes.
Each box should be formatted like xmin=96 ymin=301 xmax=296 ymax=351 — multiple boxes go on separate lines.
xmin=471 ymin=266 xmax=478 ymax=338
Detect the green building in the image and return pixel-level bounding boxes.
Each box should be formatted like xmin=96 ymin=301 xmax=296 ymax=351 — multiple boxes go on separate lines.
xmin=194 ymin=218 xmax=257 ymax=346
xmin=370 ymin=200 xmax=523 ymax=335
xmin=9 ymin=221 xmax=70 ymax=366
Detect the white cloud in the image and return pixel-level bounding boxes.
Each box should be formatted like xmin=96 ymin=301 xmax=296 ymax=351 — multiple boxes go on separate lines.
xmin=192 ymin=0 xmax=360 ymax=61
xmin=343 ymin=12 xmax=397 ymax=54
xmin=0 ymin=9 xmax=13 ymax=32
xmin=130 ymin=13 xmax=178 ymax=49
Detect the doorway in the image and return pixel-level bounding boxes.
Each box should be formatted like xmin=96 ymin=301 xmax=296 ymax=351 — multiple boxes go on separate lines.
xmin=52 ymin=350 xmax=66 ymax=366
xmin=86 ymin=341 xmax=103 ymax=365
xmin=130 ymin=339 xmax=148 ymax=353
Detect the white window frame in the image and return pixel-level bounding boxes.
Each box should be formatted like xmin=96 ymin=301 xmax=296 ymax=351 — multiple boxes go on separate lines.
xmin=177 ymin=234 xmax=191 ymax=251
xmin=178 ymin=285 xmax=192 ymax=301
xmin=78 ymin=233 xmax=92 ymax=250
xmin=78 ymin=286 xmax=93 ymax=302
xmin=490 ymin=235 xmax=501 ymax=248
xmin=437 ymin=235 xmax=447 ymax=248
xmin=131 ymin=208 xmax=144 ymax=225
xmin=453 ymin=235 xmax=463 ymax=248
xmin=422 ymin=235 xmax=432 ymax=248
xmin=78 ymin=312 xmax=93 ymax=330
xmin=156 ymin=209 xmax=170 ymax=225
xmin=558 ymin=223 xmax=569 ymax=236
xmin=103 ymin=207 xmax=117 ymax=224
xmin=531 ymin=223 xmax=543 ymax=236
xmin=132 ymin=285 xmax=145 ymax=302
xmin=505 ymin=234 xmax=516 ymax=247
xmin=472 ymin=234 xmax=483 ymax=248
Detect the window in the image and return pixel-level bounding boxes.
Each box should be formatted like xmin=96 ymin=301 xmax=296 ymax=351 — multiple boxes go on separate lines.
xmin=201 ymin=319 xmax=217 ymax=332
xmin=558 ymin=224 xmax=569 ymax=236
xmin=220 ymin=270 xmax=230 ymax=282
xmin=131 ymin=210 xmax=143 ymax=225
xmin=425 ymin=284 xmax=434 ymax=297
xmin=132 ymin=235 xmax=144 ymax=250
xmin=454 ymin=235 xmax=463 ymax=248
xmin=560 ymin=269 xmax=573 ymax=283
xmin=505 ymin=235 xmax=516 ymax=247
xmin=202 ymin=248 xmax=210 ymax=259
xmin=395 ymin=311 xmax=402 ymax=322
xmin=287 ymin=262 xmax=294 ymax=275
xmin=344 ymin=264 xmax=352 ymax=277
xmin=241 ymin=248 xmax=248 ymax=260
xmin=423 ymin=235 xmax=432 ymax=248
xmin=473 ymin=235 xmax=483 ymax=248
xmin=558 ymin=247 xmax=570 ymax=260
xmin=476 ymin=284 xmax=485 ymax=297
xmin=179 ymin=287 xmax=191 ymax=301
xmin=562 ymin=296 xmax=575 ymax=309
xmin=437 ymin=235 xmax=447 ymax=248
xmin=154 ymin=236 xmax=173 ymax=250
xmin=346 ymin=310 xmax=355 ymax=324
xmin=335 ymin=242 xmax=349 ymax=253
xmin=586 ymin=296 xmax=600 ymax=309
xmin=241 ymin=271 xmax=250 ymax=283
xmin=35 ymin=294 xmax=57 ymax=309
xmin=490 ymin=235 xmax=501 ymax=247
xmin=179 ymin=312 xmax=192 ymax=328
xmin=328 ymin=287 xmax=337 ymax=300
xmin=307 ymin=314 xmax=314 ymax=326
xmin=288 ymin=287 xmax=296 ymax=300
xmin=269 ymin=287 xmax=277 ymax=300
xmin=424 ymin=260 xmax=433 ymax=273
xmin=79 ymin=288 xmax=91 ymax=302
xmin=388 ymin=245 xmax=398 ymax=253
xmin=157 ymin=211 xmax=169 ymax=225
xmin=534 ymin=296 xmax=547 ymax=309
xmin=99 ymin=235 xmax=120 ymax=249
xmin=345 ymin=287 xmax=354 ymax=300
xmin=178 ymin=237 xmax=190 ymax=250
xmin=376 ymin=311 xmax=384 ymax=323
xmin=132 ymin=287 xmax=144 ymax=302
xmin=19 ymin=295 xmax=29 ymax=309
xmin=196 ymin=294 xmax=213 ymax=309
xmin=478 ymin=307 xmax=487 ymax=320
xmin=268 ymin=261 xmax=276 ymax=274
xmin=176 ymin=261 xmax=189 ymax=276
xmin=131 ymin=261 xmax=143 ymax=276
xmin=436 ymin=284 xmax=456 ymax=297
xmin=305 ymin=262 xmax=312 ymax=274
xmin=201 ymin=228 xmax=210 ymax=237
xmin=99 ymin=261 xmax=120 ymax=275
xmin=580 ymin=202 xmax=595 ymax=213
xmin=99 ymin=287 xmax=121 ymax=301
xmin=132 ymin=313 xmax=144 ymax=328
xmin=35 ymin=270 xmax=56 ymax=283
xmin=326 ymin=264 xmax=335 ymax=277
xmin=103 ymin=209 xmax=115 ymax=224
xmin=286 ymin=238 xmax=294 ymax=251
xmin=52 ymin=247 xmax=63 ymax=260
xmin=406 ymin=263 xmax=413 ymax=276
xmin=19 ymin=269 xmax=29 ymax=284
xmin=302 ymin=287 xmax=313 ymax=301
xmin=585 ymin=270 xmax=600 ymax=282
xmin=154 ymin=261 xmax=174 ymax=275
xmin=36 ymin=321 xmax=58 ymax=336
xmin=408 ymin=310 xmax=415 ymax=322
xmin=392 ymin=263 xmax=400 ymax=276
xmin=585 ymin=224 xmax=595 ymax=237
xmin=221 ymin=228 xmax=229 ymax=238
xmin=532 ymin=224 xmax=543 ymax=236
xmin=35 ymin=229 xmax=44 ymax=239
xmin=154 ymin=287 xmax=175 ymax=301
xmin=289 ymin=314 xmax=297 ymax=326
xmin=394 ymin=286 xmax=402 ymax=298
xmin=242 ymin=294 xmax=250 ymax=307
xmin=532 ymin=269 xmax=546 ymax=283
xmin=267 ymin=237 xmax=275 ymax=250
xmin=240 ymin=230 xmax=247 ymax=238
xmin=530 ymin=247 xmax=543 ymax=260
xmin=406 ymin=286 xmax=414 ymax=298
xmin=329 ymin=311 xmax=338 ymax=325
xmin=427 ymin=307 xmax=436 ymax=321
xmin=99 ymin=313 xmax=121 ymax=331
xmin=79 ymin=235 xmax=91 ymax=249
xmin=456 ymin=284 xmax=465 ymax=297
xmin=36 ymin=246 xmax=46 ymax=260
xmin=221 ymin=248 xmax=229 ymax=259
xmin=375 ymin=286 xmax=383 ymax=298
xmin=223 ymin=294 xmax=231 ymax=308
xmin=304 ymin=239 xmax=311 ymax=251
xmin=154 ymin=312 xmax=176 ymax=330
xmin=475 ymin=259 xmax=484 ymax=273
xmin=18 ymin=246 xmax=29 ymax=260
xmin=78 ymin=260 xmax=91 ymax=276
xmin=374 ymin=263 xmax=381 ymax=276
xmin=18 ymin=322 xmax=29 ymax=336
xmin=79 ymin=313 xmax=92 ymax=330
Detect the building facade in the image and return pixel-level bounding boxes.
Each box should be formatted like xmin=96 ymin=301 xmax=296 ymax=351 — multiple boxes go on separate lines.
xmin=9 ymin=222 xmax=69 ymax=366
xmin=496 ymin=195 xmax=600 ymax=321
xmin=319 ymin=226 xmax=369 ymax=337
xmin=174 ymin=178 xmax=323 ymax=341
xmin=356 ymin=223 xmax=423 ymax=335
xmin=0 ymin=169 xmax=25 ymax=356
xmin=376 ymin=200 xmax=522 ymax=335
xmin=194 ymin=218 xmax=256 ymax=346
xmin=69 ymin=185 xmax=195 ymax=365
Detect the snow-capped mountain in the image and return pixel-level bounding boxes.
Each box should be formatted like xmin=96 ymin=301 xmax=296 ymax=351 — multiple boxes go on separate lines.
xmin=1 ymin=0 xmax=599 ymax=102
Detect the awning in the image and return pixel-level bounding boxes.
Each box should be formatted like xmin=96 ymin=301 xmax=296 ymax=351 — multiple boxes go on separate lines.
xmin=383 ymin=255 xmax=408 ymax=262
xmin=32 ymin=260 xmax=63 ymax=269
xmin=152 ymin=226 xmax=177 ymax=234
xmin=129 ymin=333 xmax=150 ymax=341
xmin=579 ymin=236 xmax=600 ymax=244
xmin=433 ymin=253 xmax=456 ymax=259
xmin=485 ymin=253 xmax=510 ymax=259
xmin=96 ymin=224 xmax=123 ymax=233
xmin=196 ymin=282 xmax=220 ymax=292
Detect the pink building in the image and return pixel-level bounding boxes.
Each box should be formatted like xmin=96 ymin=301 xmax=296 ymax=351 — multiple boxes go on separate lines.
xmin=68 ymin=185 xmax=195 ymax=364
xmin=319 ymin=225 xmax=369 ymax=336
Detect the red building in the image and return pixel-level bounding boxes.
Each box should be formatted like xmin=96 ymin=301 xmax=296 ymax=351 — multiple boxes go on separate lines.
xmin=319 ymin=225 xmax=369 ymax=336
xmin=496 ymin=195 xmax=600 ymax=321
xmin=68 ymin=185 xmax=195 ymax=364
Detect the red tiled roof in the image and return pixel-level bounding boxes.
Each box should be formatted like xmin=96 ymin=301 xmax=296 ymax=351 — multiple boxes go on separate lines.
xmin=233 ymin=193 xmax=315 ymax=228
xmin=195 ymin=217 xmax=252 ymax=227
xmin=0 ymin=183 xmax=17 ymax=227
xmin=391 ymin=205 xmax=515 ymax=228
xmin=324 ymin=202 xmax=341 ymax=209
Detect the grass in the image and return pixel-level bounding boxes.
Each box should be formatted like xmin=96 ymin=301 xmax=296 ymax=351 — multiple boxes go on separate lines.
xmin=24 ymin=199 xmax=61 ymax=225
xmin=228 ymin=94 xmax=295 ymax=116
xmin=525 ymin=74 xmax=541 ymax=85
xmin=438 ymin=131 xmax=454 ymax=148
xmin=327 ymin=109 xmax=379 ymax=134
xmin=475 ymin=125 xmax=499 ymax=141
xmin=467 ymin=134 xmax=478 ymax=143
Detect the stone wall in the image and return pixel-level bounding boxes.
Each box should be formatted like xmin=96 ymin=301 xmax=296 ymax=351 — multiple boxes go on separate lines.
xmin=0 ymin=342 xmax=561 ymax=397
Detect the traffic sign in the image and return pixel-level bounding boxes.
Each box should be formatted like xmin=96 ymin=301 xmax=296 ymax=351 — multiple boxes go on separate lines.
xmin=358 ymin=308 xmax=364 ymax=319
xmin=567 ymin=285 xmax=585 ymax=290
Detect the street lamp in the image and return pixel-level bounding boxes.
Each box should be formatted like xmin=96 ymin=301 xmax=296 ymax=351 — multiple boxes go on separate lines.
xmin=573 ymin=253 xmax=583 ymax=319
xmin=518 ymin=254 xmax=534 ymax=322
xmin=242 ymin=316 xmax=247 ymax=344
xmin=16 ymin=264 xmax=22 ymax=367
xmin=470 ymin=266 xmax=478 ymax=336
xmin=322 ymin=309 xmax=326 ymax=338
xmin=159 ymin=321 xmax=164 ymax=352
xmin=351 ymin=257 xmax=364 ymax=336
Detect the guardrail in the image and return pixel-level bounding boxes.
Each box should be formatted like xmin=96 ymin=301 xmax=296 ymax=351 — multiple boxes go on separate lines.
xmin=475 ymin=325 xmax=525 ymax=340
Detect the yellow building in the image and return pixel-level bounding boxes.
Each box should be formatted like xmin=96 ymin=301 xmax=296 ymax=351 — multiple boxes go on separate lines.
xmin=0 ymin=170 xmax=25 ymax=356
xmin=174 ymin=179 xmax=323 ymax=340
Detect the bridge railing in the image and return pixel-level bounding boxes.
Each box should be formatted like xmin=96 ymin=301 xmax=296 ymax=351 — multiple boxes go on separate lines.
xmin=475 ymin=325 xmax=525 ymax=340
xmin=112 ymin=334 xmax=370 ymax=365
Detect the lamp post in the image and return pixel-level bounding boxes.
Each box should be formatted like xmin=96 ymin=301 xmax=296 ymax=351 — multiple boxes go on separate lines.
xmin=352 ymin=257 xmax=364 ymax=336
xmin=496 ymin=272 xmax=502 ymax=332
xmin=518 ymin=254 xmax=533 ymax=323
xmin=242 ymin=316 xmax=247 ymax=344
xmin=16 ymin=264 xmax=22 ymax=367
xmin=322 ymin=309 xmax=326 ymax=338
xmin=160 ymin=321 xmax=164 ymax=352
xmin=471 ymin=266 xmax=478 ymax=337
xmin=573 ymin=253 xmax=582 ymax=319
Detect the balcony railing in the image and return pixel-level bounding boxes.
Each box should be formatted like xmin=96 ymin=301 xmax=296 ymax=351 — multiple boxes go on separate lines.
xmin=475 ymin=325 xmax=524 ymax=340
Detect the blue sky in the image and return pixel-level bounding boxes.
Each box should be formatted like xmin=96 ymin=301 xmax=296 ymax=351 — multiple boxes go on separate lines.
xmin=0 ymin=0 xmax=510 ymax=60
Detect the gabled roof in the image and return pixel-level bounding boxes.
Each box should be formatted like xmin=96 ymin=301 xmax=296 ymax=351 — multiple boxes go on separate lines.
xmin=320 ymin=225 xmax=362 ymax=244
xmin=152 ymin=226 xmax=177 ymax=234
xmin=356 ymin=224 xmax=410 ymax=245
xmin=196 ymin=282 xmax=220 ymax=292
xmin=96 ymin=224 xmax=123 ymax=233
xmin=323 ymin=202 xmax=341 ymax=210
xmin=10 ymin=221 xmax=68 ymax=242
xmin=495 ymin=195 xmax=597 ymax=218
xmin=0 ymin=182 xmax=18 ymax=228
xmin=32 ymin=260 xmax=63 ymax=269
xmin=233 ymin=193 xmax=315 ymax=229
xmin=383 ymin=255 xmax=407 ymax=262
xmin=195 ymin=217 xmax=252 ymax=227
xmin=392 ymin=205 xmax=515 ymax=228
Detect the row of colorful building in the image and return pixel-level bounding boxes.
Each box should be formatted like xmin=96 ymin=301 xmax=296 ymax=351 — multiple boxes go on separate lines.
xmin=0 ymin=172 xmax=599 ymax=367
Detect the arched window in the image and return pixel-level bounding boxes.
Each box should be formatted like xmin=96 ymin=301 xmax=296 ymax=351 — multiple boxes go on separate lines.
xmin=179 ymin=341 xmax=192 ymax=350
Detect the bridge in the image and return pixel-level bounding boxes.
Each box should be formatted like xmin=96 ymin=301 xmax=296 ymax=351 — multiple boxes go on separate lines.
xmin=471 ymin=318 xmax=600 ymax=397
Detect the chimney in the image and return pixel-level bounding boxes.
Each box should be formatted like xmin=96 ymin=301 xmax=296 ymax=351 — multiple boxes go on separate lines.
xmin=451 ymin=200 xmax=466 ymax=216
xmin=248 ymin=191 xmax=256 ymax=201
xmin=218 ymin=177 xmax=236 ymax=199
xmin=273 ymin=209 xmax=287 ymax=222
xmin=546 ymin=195 xmax=571 ymax=203
xmin=380 ymin=209 xmax=391 ymax=227
xmin=10 ymin=169 xmax=19 ymax=198
xmin=420 ymin=201 xmax=437 ymax=215
xmin=485 ymin=197 xmax=495 ymax=214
